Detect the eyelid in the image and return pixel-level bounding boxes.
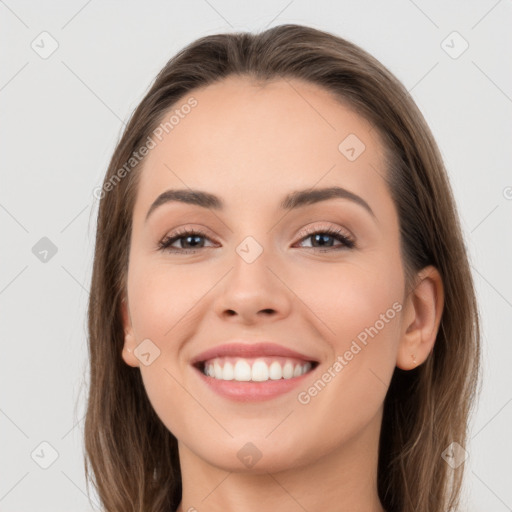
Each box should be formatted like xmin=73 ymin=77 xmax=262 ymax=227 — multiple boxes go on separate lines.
xmin=158 ymin=222 xmax=356 ymax=253
xmin=293 ymin=223 xmax=356 ymax=250
xmin=163 ymin=224 xmax=216 ymax=241
xmin=294 ymin=222 xmax=354 ymax=242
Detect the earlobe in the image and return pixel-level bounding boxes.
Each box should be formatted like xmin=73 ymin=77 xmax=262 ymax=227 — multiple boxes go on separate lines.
xmin=396 ymin=265 xmax=444 ymax=370
xmin=120 ymin=296 xmax=140 ymax=368
xmin=122 ymin=333 xmax=140 ymax=368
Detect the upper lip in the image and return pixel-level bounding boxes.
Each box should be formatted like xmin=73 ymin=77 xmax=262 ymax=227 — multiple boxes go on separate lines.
xmin=190 ymin=342 xmax=319 ymax=366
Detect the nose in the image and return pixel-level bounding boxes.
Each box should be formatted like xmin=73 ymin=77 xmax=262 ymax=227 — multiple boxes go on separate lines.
xmin=213 ymin=249 xmax=292 ymax=325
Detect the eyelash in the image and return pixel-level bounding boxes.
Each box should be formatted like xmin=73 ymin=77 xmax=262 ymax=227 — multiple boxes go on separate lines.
xmin=157 ymin=225 xmax=356 ymax=254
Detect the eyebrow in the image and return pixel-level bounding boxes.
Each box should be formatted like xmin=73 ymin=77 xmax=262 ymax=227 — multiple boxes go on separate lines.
xmin=145 ymin=186 xmax=375 ymax=222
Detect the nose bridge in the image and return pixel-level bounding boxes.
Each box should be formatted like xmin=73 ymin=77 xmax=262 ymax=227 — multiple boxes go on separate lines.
xmin=213 ymin=232 xmax=291 ymax=322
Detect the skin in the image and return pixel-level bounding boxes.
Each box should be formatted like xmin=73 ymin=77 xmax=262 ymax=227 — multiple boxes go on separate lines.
xmin=121 ymin=76 xmax=444 ymax=512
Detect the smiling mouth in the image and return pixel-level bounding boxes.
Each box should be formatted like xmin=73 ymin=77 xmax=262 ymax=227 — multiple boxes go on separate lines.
xmin=193 ymin=356 xmax=319 ymax=382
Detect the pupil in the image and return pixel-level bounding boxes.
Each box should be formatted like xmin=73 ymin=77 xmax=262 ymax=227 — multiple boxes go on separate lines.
xmin=183 ymin=235 xmax=203 ymax=248
xmin=179 ymin=234 xmax=336 ymax=249
xmin=313 ymin=234 xmax=333 ymax=247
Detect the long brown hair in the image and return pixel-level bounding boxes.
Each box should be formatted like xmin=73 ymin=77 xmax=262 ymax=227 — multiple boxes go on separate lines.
xmin=84 ymin=24 xmax=481 ymax=512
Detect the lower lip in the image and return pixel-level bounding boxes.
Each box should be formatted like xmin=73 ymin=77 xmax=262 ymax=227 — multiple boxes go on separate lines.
xmin=192 ymin=365 xmax=317 ymax=402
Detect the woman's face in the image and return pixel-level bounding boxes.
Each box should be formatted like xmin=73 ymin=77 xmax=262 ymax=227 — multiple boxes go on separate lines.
xmin=121 ymin=76 xmax=408 ymax=473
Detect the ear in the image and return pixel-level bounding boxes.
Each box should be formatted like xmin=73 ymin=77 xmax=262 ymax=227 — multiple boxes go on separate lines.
xmin=396 ymin=265 xmax=444 ymax=370
xmin=120 ymin=296 xmax=140 ymax=368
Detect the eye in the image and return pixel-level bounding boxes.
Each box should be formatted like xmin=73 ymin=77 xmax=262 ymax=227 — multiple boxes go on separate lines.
xmin=295 ymin=225 xmax=355 ymax=251
xmin=157 ymin=225 xmax=356 ymax=254
xmin=158 ymin=227 xmax=216 ymax=254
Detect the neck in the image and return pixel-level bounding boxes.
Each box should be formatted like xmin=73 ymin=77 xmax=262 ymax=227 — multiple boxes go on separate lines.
xmin=175 ymin=407 xmax=385 ymax=512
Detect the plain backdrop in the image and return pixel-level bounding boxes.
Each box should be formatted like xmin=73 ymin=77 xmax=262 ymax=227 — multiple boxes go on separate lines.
xmin=1 ymin=1 xmax=511 ymax=511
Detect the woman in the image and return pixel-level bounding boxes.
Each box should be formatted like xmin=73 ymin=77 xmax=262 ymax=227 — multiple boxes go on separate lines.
xmin=84 ymin=24 xmax=481 ymax=512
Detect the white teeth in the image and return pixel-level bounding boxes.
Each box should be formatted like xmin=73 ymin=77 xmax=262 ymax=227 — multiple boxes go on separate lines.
xmin=234 ymin=360 xmax=252 ymax=381
xmin=251 ymin=360 xmax=269 ymax=381
xmin=214 ymin=361 xmax=223 ymax=379
xmin=222 ymin=361 xmax=234 ymax=380
xmin=202 ymin=358 xmax=314 ymax=382
xmin=269 ymin=361 xmax=283 ymax=380
xmin=282 ymin=361 xmax=294 ymax=379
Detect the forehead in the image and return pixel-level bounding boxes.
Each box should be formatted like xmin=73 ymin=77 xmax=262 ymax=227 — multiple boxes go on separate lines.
xmin=133 ymin=75 xmax=390 ymax=217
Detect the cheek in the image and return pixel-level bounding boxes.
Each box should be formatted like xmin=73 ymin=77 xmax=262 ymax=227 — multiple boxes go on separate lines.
xmin=125 ymin=261 xmax=208 ymax=436
xmin=127 ymin=260 xmax=209 ymax=339
xmin=294 ymin=252 xmax=404 ymax=344
xmin=291 ymin=257 xmax=403 ymax=405
xmin=126 ymin=242 xmax=404 ymax=451
xmin=286 ymin=271 xmax=403 ymax=460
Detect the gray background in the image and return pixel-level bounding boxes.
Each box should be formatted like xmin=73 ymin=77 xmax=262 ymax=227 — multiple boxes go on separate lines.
xmin=1 ymin=1 xmax=511 ymax=510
